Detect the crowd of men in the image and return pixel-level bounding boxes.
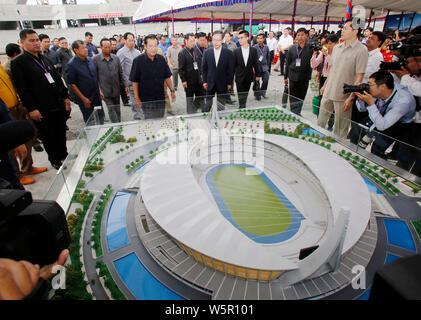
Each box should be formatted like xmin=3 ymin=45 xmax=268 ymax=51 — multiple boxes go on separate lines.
xmin=0 ymin=22 xmax=421 ymax=300
xmin=1 ymin=22 xmax=421 ymax=191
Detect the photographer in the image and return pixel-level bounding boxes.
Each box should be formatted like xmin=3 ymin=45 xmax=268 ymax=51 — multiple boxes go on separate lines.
xmin=349 ymin=32 xmax=386 ymax=144
xmin=392 ymin=56 xmax=421 ymax=98
xmin=0 ymin=99 xmax=30 ymax=190
xmin=355 ymin=71 xmax=416 ymax=159
xmin=311 ymin=34 xmax=339 ymax=96
xmin=0 ymin=249 xmax=68 ymax=300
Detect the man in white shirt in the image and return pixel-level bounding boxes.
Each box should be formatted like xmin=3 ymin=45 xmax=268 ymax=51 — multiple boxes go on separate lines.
xmin=233 ymin=30 xmax=261 ymax=109
xmin=363 ymin=31 xmax=385 ymax=83
xmin=266 ymin=31 xmax=278 ymax=73
xmin=277 ymin=28 xmax=293 ymax=76
xmin=392 ymin=56 xmax=421 ymax=98
xmin=202 ymin=31 xmax=234 ymax=111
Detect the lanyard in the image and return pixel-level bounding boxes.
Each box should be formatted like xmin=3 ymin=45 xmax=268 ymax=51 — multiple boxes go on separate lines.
xmin=296 ymin=45 xmax=304 ymax=59
xmin=185 ymin=48 xmax=196 ymax=62
xmin=32 ymin=56 xmax=48 ymax=73
xmin=375 ymin=90 xmax=398 ymax=117
xmin=195 ymin=45 xmax=203 ymax=57
xmin=258 ymin=45 xmax=265 ymax=57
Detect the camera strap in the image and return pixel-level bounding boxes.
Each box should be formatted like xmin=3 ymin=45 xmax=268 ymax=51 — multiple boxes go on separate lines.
xmin=376 ymin=89 xmax=398 ymax=117
xmin=23 ymin=278 xmax=49 ymax=300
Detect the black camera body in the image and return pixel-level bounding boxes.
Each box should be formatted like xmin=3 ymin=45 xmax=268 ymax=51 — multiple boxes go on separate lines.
xmin=343 ymin=83 xmax=370 ymax=94
xmin=380 ymin=61 xmax=405 ymax=71
xmin=310 ymin=43 xmax=323 ymax=52
xmin=0 ymin=182 xmax=71 ymax=267
xmin=381 ymin=35 xmax=421 ymax=71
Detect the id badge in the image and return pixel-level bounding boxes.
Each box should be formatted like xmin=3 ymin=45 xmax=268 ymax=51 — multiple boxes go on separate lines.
xmin=45 ymin=72 xmax=55 ymax=84
xmin=259 ymin=56 xmax=263 ymax=62
xmin=296 ymin=59 xmax=301 ymax=67
xmin=193 ymin=62 xmax=198 ymax=70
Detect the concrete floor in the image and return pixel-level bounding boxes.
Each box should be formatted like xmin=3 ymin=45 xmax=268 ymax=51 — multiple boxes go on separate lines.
xmin=24 ymin=72 xmax=318 ymax=202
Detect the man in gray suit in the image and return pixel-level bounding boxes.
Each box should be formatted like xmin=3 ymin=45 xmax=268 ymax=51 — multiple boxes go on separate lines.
xmin=93 ymin=38 xmax=126 ymax=123
xmin=253 ymin=33 xmax=271 ymax=100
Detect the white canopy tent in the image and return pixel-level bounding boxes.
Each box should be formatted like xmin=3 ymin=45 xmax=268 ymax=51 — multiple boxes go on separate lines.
xmin=133 ymin=0 xmax=421 ymax=33
xmin=133 ymin=0 xmax=421 ymax=22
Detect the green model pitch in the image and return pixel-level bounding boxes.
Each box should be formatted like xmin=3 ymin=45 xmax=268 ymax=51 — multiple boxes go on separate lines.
xmin=212 ymin=165 xmax=291 ymax=236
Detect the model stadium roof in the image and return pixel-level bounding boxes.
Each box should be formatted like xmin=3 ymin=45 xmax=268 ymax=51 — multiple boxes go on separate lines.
xmin=140 ymin=136 xmax=371 ymax=271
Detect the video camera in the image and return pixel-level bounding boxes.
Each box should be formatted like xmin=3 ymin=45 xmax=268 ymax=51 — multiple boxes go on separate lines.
xmin=0 ymin=179 xmax=70 ymax=267
xmin=380 ymin=35 xmax=421 ymax=71
xmin=343 ymin=83 xmax=370 ymax=94
xmin=310 ymin=43 xmax=323 ymax=52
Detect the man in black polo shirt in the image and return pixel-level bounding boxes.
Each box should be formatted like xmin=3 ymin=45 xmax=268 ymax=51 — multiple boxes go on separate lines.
xmin=11 ymin=29 xmax=71 ymax=170
xmin=129 ymin=34 xmax=176 ymax=119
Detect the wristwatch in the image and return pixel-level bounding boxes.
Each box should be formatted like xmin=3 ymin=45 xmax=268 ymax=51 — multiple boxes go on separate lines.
xmin=170 ymin=89 xmax=175 ymax=93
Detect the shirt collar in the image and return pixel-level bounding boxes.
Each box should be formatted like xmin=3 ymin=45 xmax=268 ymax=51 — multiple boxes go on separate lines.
xmin=100 ymin=53 xmax=113 ymax=61
xmin=378 ymin=88 xmax=398 ymax=104
xmin=145 ymin=53 xmax=157 ymax=62
xmin=75 ymin=55 xmax=88 ymax=63
xmin=368 ymin=48 xmax=380 ymax=56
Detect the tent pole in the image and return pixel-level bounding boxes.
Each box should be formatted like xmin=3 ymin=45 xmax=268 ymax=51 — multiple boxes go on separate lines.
xmin=195 ymin=21 xmax=198 ymax=34
xmin=409 ymin=12 xmax=416 ymax=32
xmin=373 ymin=18 xmax=376 ymax=30
xmin=326 ymin=17 xmax=330 ymax=32
xmin=291 ymin=0 xmax=297 ymax=33
xmin=249 ymin=0 xmax=253 ymax=34
xmin=243 ymin=12 xmax=245 ymax=29
xmin=322 ymin=0 xmax=329 ymax=33
xmin=345 ymin=0 xmax=352 ymax=20
xmin=367 ymin=8 xmax=373 ymax=28
xmin=310 ymin=16 xmax=313 ymax=29
xmin=211 ymin=12 xmax=214 ymax=34
xmin=383 ymin=9 xmax=390 ymax=32
xmin=269 ymin=14 xmax=272 ymax=32
xmin=171 ymin=6 xmax=174 ymax=36
xmin=397 ymin=11 xmax=404 ymax=31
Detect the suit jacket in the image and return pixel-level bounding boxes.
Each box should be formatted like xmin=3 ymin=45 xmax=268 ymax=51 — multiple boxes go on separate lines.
xmin=254 ymin=43 xmax=271 ymax=73
xmin=11 ymin=50 xmax=68 ymax=113
xmin=233 ymin=46 xmax=262 ymax=85
xmin=178 ymin=47 xmax=201 ymax=84
xmin=193 ymin=45 xmax=206 ymax=75
xmin=202 ymin=47 xmax=234 ymax=93
xmin=285 ymin=43 xmax=313 ymax=82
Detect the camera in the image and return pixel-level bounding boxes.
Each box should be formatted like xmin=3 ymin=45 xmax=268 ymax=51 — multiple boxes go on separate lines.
xmin=0 ymin=179 xmax=71 ymax=267
xmin=343 ymin=83 xmax=370 ymax=94
xmin=381 ymin=35 xmax=421 ymax=71
xmin=379 ymin=61 xmax=405 ymax=71
xmin=310 ymin=43 xmax=323 ymax=52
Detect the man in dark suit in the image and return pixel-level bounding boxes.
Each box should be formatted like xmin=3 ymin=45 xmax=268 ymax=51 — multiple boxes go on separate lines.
xmin=11 ymin=29 xmax=71 ymax=170
xmin=233 ymin=30 xmax=262 ymax=109
xmin=179 ymin=33 xmax=205 ymax=114
xmin=202 ymin=31 xmax=234 ymax=112
xmin=285 ymin=28 xmax=313 ymax=115
xmin=253 ymin=33 xmax=271 ymax=100
xmin=194 ymin=32 xmax=208 ymax=76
